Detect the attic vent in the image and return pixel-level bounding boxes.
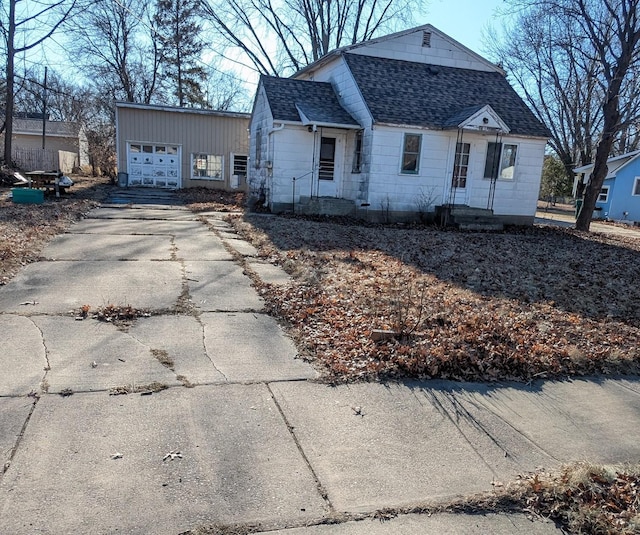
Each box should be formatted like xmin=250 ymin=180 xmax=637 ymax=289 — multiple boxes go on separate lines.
xmin=422 ymin=31 xmax=432 ymax=47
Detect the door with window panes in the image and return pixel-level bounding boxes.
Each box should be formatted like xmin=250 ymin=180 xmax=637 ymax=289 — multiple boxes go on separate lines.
xmin=128 ymin=143 xmax=181 ymax=188
xmin=317 ymin=133 xmax=345 ymax=197
xmin=450 ymin=141 xmax=473 ymax=204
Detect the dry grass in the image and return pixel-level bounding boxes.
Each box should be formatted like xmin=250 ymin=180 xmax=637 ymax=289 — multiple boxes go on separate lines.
xmin=0 ymin=175 xmax=110 ymax=285
xmin=518 ymin=462 xmax=640 ymax=534
xmin=227 ymin=213 xmax=640 ymax=383
xmin=177 ymin=188 xmax=245 ymax=212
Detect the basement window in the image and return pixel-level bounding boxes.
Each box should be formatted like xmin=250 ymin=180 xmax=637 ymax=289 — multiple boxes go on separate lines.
xmin=192 ymin=153 xmax=223 ymax=180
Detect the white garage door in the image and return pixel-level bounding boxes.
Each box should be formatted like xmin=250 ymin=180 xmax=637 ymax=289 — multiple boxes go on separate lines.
xmin=127 ymin=143 xmax=181 ymax=188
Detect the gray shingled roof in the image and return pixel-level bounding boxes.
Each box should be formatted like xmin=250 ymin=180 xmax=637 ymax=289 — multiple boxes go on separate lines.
xmin=261 ymin=76 xmax=360 ymax=127
xmin=13 ymin=118 xmax=80 ymax=137
xmin=343 ymin=54 xmax=550 ymax=137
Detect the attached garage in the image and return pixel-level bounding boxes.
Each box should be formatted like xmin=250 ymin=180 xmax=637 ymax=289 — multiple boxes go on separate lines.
xmin=115 ymin=102 xmax=250 ymax=190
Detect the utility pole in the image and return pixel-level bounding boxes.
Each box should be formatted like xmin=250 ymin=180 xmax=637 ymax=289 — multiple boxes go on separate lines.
xmin=42 ymin=66 xmax=48 ymax=149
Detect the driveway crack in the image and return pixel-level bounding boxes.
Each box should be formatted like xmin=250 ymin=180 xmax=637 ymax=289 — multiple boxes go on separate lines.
xmin=266 ymin=383 xmax=334 ymax=514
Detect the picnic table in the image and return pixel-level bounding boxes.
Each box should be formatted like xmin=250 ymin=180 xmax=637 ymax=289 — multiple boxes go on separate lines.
xmin=24 ymin=171 xmax=65 ymax=198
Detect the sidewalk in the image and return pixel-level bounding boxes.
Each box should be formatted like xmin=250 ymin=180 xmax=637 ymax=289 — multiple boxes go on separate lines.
xmin=0 ymin=191 xmax=638 ymax=533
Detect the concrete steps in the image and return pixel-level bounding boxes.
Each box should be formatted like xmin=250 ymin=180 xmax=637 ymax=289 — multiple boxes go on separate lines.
xmin=296 ymin=196 xmax=356 ymax=216
xmin=436 ymin=205 xmax=504 ymax=231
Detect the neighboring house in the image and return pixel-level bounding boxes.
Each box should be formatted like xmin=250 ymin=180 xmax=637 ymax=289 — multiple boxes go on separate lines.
xmin=249 ymin=24 xmax=550 ymax=223
xmin=5 ymin=117 xmax=89 ymax=172
xmin=115 ymin=102 xmax=250 ymax=190
xmin=574 ymin=150 xmax=640 ymax=222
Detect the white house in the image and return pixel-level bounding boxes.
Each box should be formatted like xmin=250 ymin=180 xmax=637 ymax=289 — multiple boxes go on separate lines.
xmin=248 ymin=24 xmax=549 ymax=224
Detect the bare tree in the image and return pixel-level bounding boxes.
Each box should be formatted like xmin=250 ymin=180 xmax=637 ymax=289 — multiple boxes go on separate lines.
xmin=201 ymin=0 xmax=421 ymax=76
xmin=67 ymin=0 xmax=161 ymax=104
xmin=498 ymin=0 xmax=640 ymax=231
xmin=0 ymin=0 xmax=77 ymax=165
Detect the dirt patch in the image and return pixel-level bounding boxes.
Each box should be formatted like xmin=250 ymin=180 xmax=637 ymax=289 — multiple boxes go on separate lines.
xmin=227 ymin=214 xmax=640 ymax=383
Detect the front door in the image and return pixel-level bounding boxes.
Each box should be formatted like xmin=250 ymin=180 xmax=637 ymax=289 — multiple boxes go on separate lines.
xmin=448 ymin=141 xmax=472 ymax=204
xmin=317 ymin=134 xmax=343 ymax=197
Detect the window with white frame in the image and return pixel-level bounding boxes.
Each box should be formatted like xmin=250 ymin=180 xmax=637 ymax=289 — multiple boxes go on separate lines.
xmin=401 ymin=133 xmax=421 ymax=174
xmin=352 ymin=130 xmax=363 ymax=173
xmin=484 ymin=142 xmax=518 ymax=179
xmin=233 ymin=154 xmax=248 ymax=178
xmin=633 ymin=177 xmax=640 ymax=196
xmin=192 ymin=153 xmax=223 ymax=180
xmin=597 ymin=185 xmax=610 ymax=203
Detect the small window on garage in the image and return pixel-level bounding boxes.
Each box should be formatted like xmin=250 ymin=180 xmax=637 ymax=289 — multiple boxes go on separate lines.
xmin=192 ymin=153 xmax=223 ymax=180
xmin=233 ymin=154 xmax=248 ymax=177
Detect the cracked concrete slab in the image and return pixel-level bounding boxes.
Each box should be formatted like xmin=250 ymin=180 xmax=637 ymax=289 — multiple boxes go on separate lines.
xmin=41 ymin=234 xmax=173 ymax=260
xmin=0 ymin=397 xmax=34 ymax=470
xmin=269 ymin=382 xmax=500 ymax=512
xmin=222 ymin=237 xmax=259 ymax=257
xmin=0 ymin=260 xmax=183 ymax=314
xmin=173 ymin=233 xmax=233 ymax=260
xmin=0 ymin=315 xmax=46 ymax=396
xmin=459 ymin=378 xmax=640 ymax=464
xmin=67 ymin=218 xmax=206 ymax=235
xmin=0 ymin=387 xmax=327 ymax=534
xmin=33 ymin=316 xmax=179 ymax=393
xmin=201 ymin=313 xmax=317 ymax=382
xmin=263 ymin=513 xmax=560 ymax=534
xmin=247 ymin=260 xmax=292 ymax=286
xmin=88 ymin=207 xmax=196 ymax=220
xmin=128 ymin=315 xmax=227 ymax=384
xmin=185 ymin=261 xmax=264 ymax=311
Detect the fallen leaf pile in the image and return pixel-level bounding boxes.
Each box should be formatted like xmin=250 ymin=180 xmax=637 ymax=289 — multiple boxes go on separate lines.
xmin=521 ymin=463 xmax=640 ymax=534
xmin=229 ymin=214 xmax=640 ymax=383
xmin=177 ymin=188 xmax=245 ymax=212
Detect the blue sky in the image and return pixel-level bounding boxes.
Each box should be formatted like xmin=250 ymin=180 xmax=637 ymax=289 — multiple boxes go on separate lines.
xmin=418 ymin=0 xmax=506 ymax=55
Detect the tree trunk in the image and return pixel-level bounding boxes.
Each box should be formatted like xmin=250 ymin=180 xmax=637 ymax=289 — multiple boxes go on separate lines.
xmin=575 ymin=93 xmax=619 ymax=231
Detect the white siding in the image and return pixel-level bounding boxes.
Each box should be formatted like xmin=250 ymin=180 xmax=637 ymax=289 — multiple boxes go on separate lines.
xmin=367 ymin=126 xmax=450 ymax=212
xmin=270 ymin=126 xmax=317 ymax=206
xmin=350 ymin=28 xmax=498 ymax=72
xmin=365 ymin=126 xmax=545 ymax=218
xmin=296 ymin=57 xmax=372 ymax=203
xmin=248 ymin=85 xmax=273 ymax=202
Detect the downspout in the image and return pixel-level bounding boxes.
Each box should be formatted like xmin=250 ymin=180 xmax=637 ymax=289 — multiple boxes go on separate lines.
xmin=267 ymin=123 xmax=285 ymax=161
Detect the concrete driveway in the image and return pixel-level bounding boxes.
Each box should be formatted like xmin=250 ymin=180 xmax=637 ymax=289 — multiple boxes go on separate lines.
xmin=1 ymin=190 xmax=638 ymax=534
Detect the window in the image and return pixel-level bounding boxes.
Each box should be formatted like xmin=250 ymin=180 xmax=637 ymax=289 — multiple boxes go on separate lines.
xmin=633 ymin=177 xmax=640 ymax=196
xmin=192 ymin=153 xmax=223 ymax=180
xmin=597 ymin=186 xmax=610 ymax=203
xmin=352 ymin=130 xmax=363 ymax=173
xmin=233 ymin=154 xmax=248 ymax=177
xmin=484 ymin=142 xmax=518 ymax=179
xmin=401 ymin=133 xmax=421 ymax=174
xmin=254 ymin=128 xmax=262 ymax=167
xmin=452 ymin=142 xmax=470 ymax=188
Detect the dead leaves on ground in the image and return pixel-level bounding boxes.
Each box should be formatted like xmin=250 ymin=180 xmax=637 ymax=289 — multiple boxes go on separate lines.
xmin=230 ymin=214 xmax=640 ymax=383
xmin=521 ymin=463 xmax=640 ymax=534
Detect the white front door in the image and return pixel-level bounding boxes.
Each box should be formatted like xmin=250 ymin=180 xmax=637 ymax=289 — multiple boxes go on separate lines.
xmin=317 ymin=134 xmax=344 ymax=197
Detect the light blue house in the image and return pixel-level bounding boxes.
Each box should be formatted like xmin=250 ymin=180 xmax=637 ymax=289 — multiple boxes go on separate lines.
xmin=574 ymin=150 xmax=640 ymax=222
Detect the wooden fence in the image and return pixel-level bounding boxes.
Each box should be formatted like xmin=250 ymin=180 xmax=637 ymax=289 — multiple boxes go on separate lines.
xmin=12 ymin=148 xmax=78 ymax=173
